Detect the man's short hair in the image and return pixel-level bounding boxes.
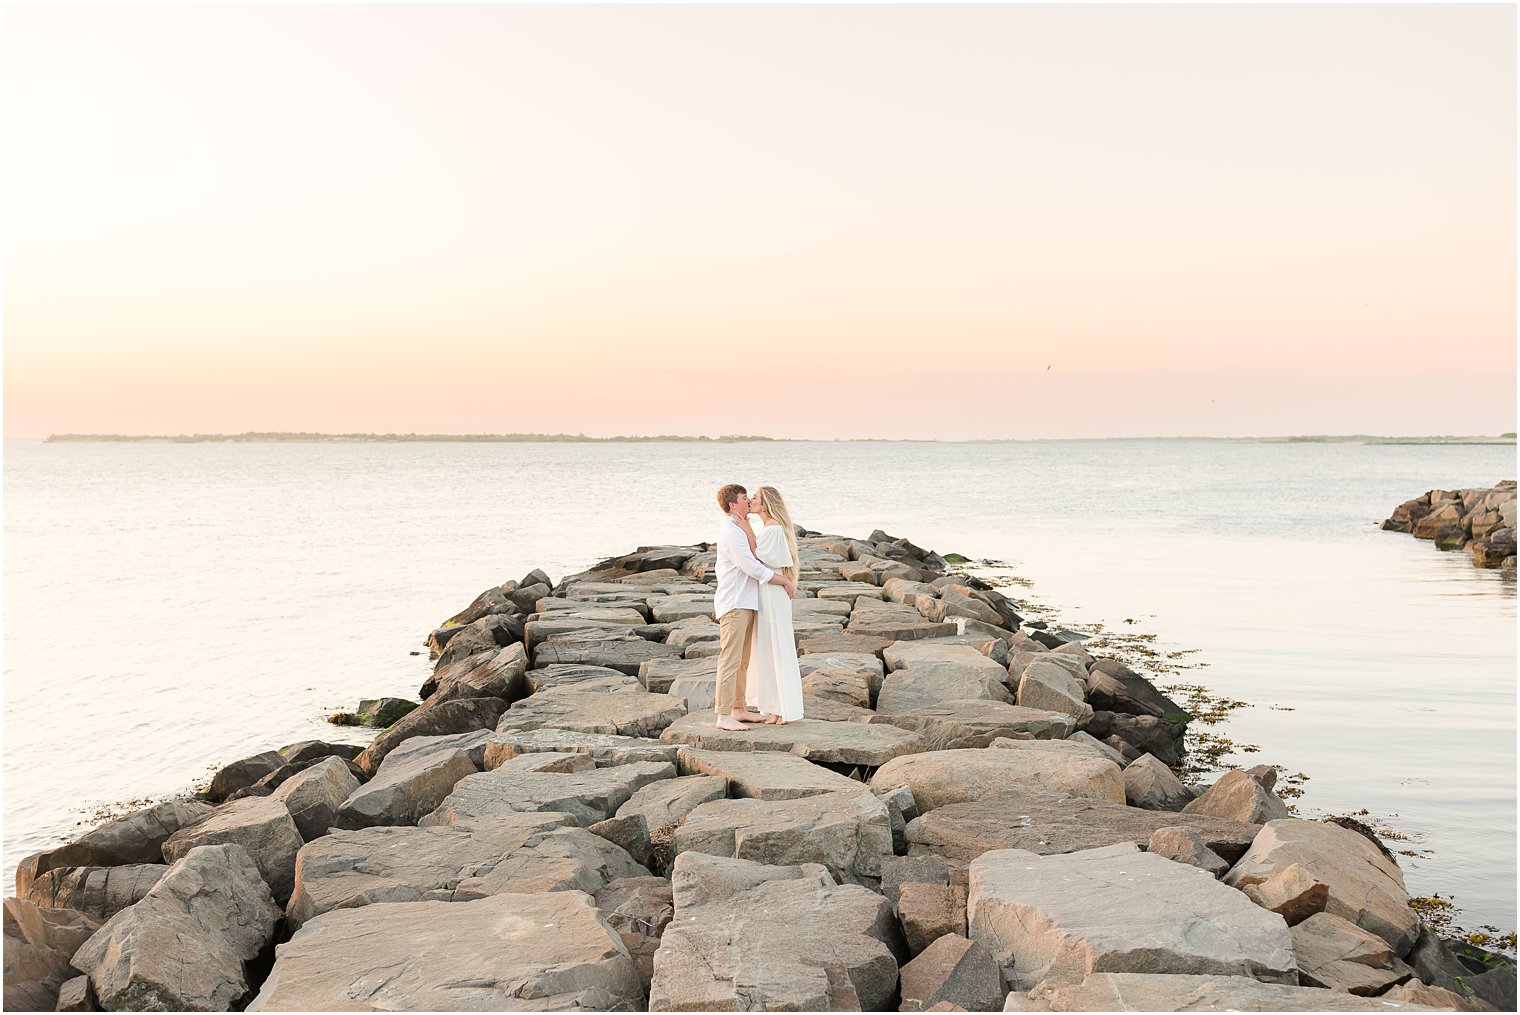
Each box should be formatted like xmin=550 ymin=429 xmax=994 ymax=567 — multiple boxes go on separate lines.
xmin=716 ymin=483 xmax=746 ymax=513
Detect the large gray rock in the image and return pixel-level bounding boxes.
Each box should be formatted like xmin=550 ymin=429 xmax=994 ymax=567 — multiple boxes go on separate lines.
xmin=23 ymin=864 xmax=167 ymax=923
xmin=72 ymin=844 xmax=280 ymax=1012
xmin=336 ymin=744 xmax=477 ymax=829
xmin=675 ymin=747 xmax=862 ymax=800
xmin=589 ymin=776 xmax=728 ymax=871
xmin=905 ymin=790 xmax=1261 ymax=866
xmin=872 ymin=700 xmax=1075 ymax=750
xmin=483 ymin=728 xmax=677 ymax=767
xmin=969 ymin=843 xmax=1296 ymax=990
xmin=161 ymin=796 xmax=305 ymax=905
xmin=1123 ymin=754 xmax=1194 ymax=812
xmin=1184 ymin=769 xmax=1289 ymax=823
xmin=2 ymin=898 xmax=99 ymax=1012
xmin=425 ymin=642 xmax=530 ymax=704
xmin=870 ymin=747 xmax=1124 ymax=812
xmin=526 ymin=662 xmax=643 ymax=694
xmin=497 ymin=688 xmax=688 ymax=739
xmin=674 ymin=789 xmax=895 ymax=885
xmin=648 ymin=852 xmax=900 ymax=1011
xmin=354 ymin=696 xmax=507 ymax=776
xmin=421 ymin=758 xmax=675 ymax=827
xmin=251 ymin=891 xmax=643 ymax=1011
xmin=286 ymin=813 xmax=646 ymax=928
xmin=638 ymin=656 xmax=717 ymax=695
xmin=660 ymin=713 xmax=924 ymax=767
xmin=1223 ymin=818 xmax=1420 ymax=954
xmin=532 ymin=631 xmax=684 ymax=674
xmin=1291 ymin=911 xmax=1415 ymax=995
xmin=1085 ymin=659 xmax=1188 ymax=719
xmin=1032 ymin=972 xmax=1443 ymax=1011
xmin=875 ymin=643 xmax=1015 ymax=714
xmin=15 ymin=799 xmax=214 ymax=897
xmin=208 ymin=750 xmax=287 ymax=802
xmin=1147 ymin=826 xmax=1228 ymax=878
xmin=271 ymin=756 xmax=360 ymax=840
xmin=382 ymin=728 xmax=495 ymax=769
xmin=898 ymin=933 xmax=1006 ymax=1013
xmin=1016 ymin=660 xmax=1094 ymax=724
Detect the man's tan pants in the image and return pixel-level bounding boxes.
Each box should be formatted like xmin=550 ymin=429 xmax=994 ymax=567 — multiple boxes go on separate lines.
xmin=715 ymin=608 xmax=757 ymax=716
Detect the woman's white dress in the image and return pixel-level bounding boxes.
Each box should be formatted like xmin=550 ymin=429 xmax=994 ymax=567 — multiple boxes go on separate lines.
xmin=745 ymin=524 xmax=805 ymax=721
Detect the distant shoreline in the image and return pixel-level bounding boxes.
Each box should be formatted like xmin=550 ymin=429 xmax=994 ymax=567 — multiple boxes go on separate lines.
xmin=31 ymin=432 xmax=1520 ymax=445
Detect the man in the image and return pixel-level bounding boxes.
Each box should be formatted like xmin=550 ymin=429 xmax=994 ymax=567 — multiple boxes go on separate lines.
xmin=713 ymin=483 xmax=796 ymax=731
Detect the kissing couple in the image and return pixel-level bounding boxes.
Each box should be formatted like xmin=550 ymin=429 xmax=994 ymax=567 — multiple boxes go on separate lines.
xmin=712 ymin=483 xmax=805 ymax=731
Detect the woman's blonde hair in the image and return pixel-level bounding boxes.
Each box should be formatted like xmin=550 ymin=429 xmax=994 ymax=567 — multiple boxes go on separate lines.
xmin=755 ymin=486 xmax=801 ymax=582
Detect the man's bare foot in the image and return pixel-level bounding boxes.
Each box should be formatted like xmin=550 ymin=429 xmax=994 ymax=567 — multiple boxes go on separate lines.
xmin=731 ymin=709 xmax=766 ymax=723
xmin=715 ymin=716 xmax=749 ymax=731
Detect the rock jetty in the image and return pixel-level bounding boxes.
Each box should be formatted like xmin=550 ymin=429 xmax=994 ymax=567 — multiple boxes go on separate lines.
xmin=6 ymin=526 xmax=1515 ymax=1011
xmin=1382 ymin=480 xmax=1517 ymax=568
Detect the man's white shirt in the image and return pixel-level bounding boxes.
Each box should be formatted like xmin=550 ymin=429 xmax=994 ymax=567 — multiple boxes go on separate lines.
xmin=714 ymin=515 xmax=775 ymax=618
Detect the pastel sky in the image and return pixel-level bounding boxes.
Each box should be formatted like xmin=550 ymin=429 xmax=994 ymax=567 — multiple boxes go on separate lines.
xmin=4 ymin=3 xmax=1515 ymax=440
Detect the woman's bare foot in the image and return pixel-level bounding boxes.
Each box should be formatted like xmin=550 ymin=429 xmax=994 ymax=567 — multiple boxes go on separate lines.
xmin=764 ymin=715 xmax=783 ymax=724
xmin=715 ymin=715 xmax=749 ymax=731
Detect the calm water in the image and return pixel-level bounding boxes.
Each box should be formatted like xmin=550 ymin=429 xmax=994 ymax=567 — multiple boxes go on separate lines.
xmin=4 ymin=439 xmax=1515 ymax=930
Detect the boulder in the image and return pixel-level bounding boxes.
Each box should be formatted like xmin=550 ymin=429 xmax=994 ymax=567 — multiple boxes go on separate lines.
xmin=23 ymin=864 xmax=167 ymax=923
xmin=595 ymin=876 xmax=673 ymax=995
xmin=968 ymin=843 xmax=1296 ymax=990
xmin=353 ymin=696 xmax=507 ymax=776
xmin=270 ymin=756 xmax=360 ymax=840
xmin=1123 ymin=754 xmax=1194 ymax=812
xmin=208 ymin=751 xmax=288 ymax=801
xmin=336 ymin=744 xmax=477 ymax=829
xmin=1223 ymin=818 xmax=1420 ymax=954
xmin=802 ymin=667 xmax=874 ymax=708
xmin=251 ymin=891 xmax=643 ymax=1011
xmin=420 ymin=758 xmax=675 ymax=827
xmin=1239 ymin=862 xmax=1330 ymax=924
xmin=899 ymin=881 xmax=967 ymax=955
xmin=675 ymin=747 xmax=862 ymax=800
xmin=848 ymin=609 xmax=956 ymax=642
xmin=425 ymin=642 xmax=529 ymax=704
xmin=382 ymin=727 xmax=495 ymax=769
xmin=1291 ymin=911 xmax=1415 ymax=995
xmin=352 ymin=696 xmax=417 ymax=727
xmin=2 ymin=898 xmax=99 ymax=1012
xmin=646 ymin=593 xmax=716 ymax=623
xmin=800 ymin=632 xmax=895 ymax=658
xmin=53 ymin=975 xmax=97 ymax=1012
xmin=674 ymin=789 xmax=895 ymax=885
xmin=1146 ymin=826 xmax=1228 ymax=878
xmin=1085 ymin=659 xmax=1188 ymax=720
xmin=874 ymin=702 xmax=1075 ymax=751
xmin=483 ymin=727 xmax=677 ymax=767
xmin=648 ymin=852 xmax=900 ymax=1012
xmin=638 ymin=656 xmax=716 ymax=695
xmin=660 ymin=712 xmax=924 ymax=767
xmin=589 ymin=775 xmax=727 ymax=871
xmin=899 ymin=935 xmax=1006 ymax=1013
xmin=1384 ymin=979 xmax=1499 ymax=1012
xmin=1016 ymin=660 xmax=1093 ymax=724
xmin=432 ymin=613 xmax=524 ymax=671
xmin=988 ymin=736 xmax=1118 ymax=763
xmin=161 ymin=796 xmax=305 ymax=905
xmin=877 ymin=669 xmax=1016 ymax=715
xmin=1095 ymin=712 xmax=1187 ymax=767
xmin=277 ymin=740 xmax=363 ymax=766
xmin=15 ymin=799 xmax=215 ymax=897
xmin=532 ymin=631 xmax=684 ymax=674
xmin=1032 ymin=972 xmax=1443 ymax=1011
xmin=904 ymin=790 xmax=1261 ymax=866
xmin=72 ymin=844 xmax=280 ymax=1012
xmin=526 ymin=662 xmax=643 ymax=694
xmin=1184 ymin=769 xmax=1289 ymax=823
xmin=496 ymin=688 xmax=688 ymax=740
xmin=870 ymin=747 xmax=1124 ymax=812
xmin=880 ymin=854 xmax=950 ymax=911
xmin=286 ymin=812 xmax=646 ymax=928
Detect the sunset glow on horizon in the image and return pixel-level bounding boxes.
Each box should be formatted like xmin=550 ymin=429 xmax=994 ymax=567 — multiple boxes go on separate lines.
xmin=4 ymin=3 xmax=1515 ymax=440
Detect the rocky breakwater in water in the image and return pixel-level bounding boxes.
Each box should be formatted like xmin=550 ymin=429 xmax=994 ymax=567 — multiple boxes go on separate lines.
xmin=1382 ymin=480 xmax=1517 ymax=568
xmin=5 ymin=526 xmax=1516 ymax=1012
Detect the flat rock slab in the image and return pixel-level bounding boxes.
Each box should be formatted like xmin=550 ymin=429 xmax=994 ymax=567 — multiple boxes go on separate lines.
xmin=638 ymin=656 xmax=716 ymax=694
xmin=251 ymin=890 xmax=644 ymax=1011
xmin=531 ymin=632 xmax=684 ymax=674
xmin=674 ymin=788 xmax=895 ymax=885
xmin=659 ymin=713 xmax=924 ymax=767
xmin=871 ymin=700 xmax=1076 ymax=750
xmin=497 ymin=688 xmax=688 ymax=739
xmin=526 ymin=663 xmax=644 ymax=694
xmin=905 ymin=790 xmax=1261 ymax=866
xmin=422 ymin=759 xmax=675 ymax=827
xmin=876 ymin=667 xmax=1015 ymax=715
xmin=337 ymin=744 xmax=477 ymax=829
xmin=483 ymin=728 xmax=677 ymax=767
xmin=1291 ymin=911 xmax=1414 ymax=995
xmin=676 ymin=747 xmax=863 ymax=800
xmin=286 ymin=813 xmax=647 ymax=928
xmin=869 ymin=747 xmax=1124 ymax=812
xmin=648 ymin=852 xmax=900 ymax=1012
xmin=24 ymin=863 xmax=168 ymax=923
xmin=968 ymin=843 xmax=1296 ymax=990
xmin=1033 ymin=972 xmax=1442 ymax=1011
xmin=1223 ymin=818 xmax=1421 ymax=954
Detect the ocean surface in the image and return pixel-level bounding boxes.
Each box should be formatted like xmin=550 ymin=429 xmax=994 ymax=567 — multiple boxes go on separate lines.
xmin=4 ymin=438 xmax=1515 ymax=932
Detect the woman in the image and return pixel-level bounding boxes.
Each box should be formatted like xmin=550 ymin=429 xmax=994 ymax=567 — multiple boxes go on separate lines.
xmin=735 ymin=486 xmax=805 ymax=723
